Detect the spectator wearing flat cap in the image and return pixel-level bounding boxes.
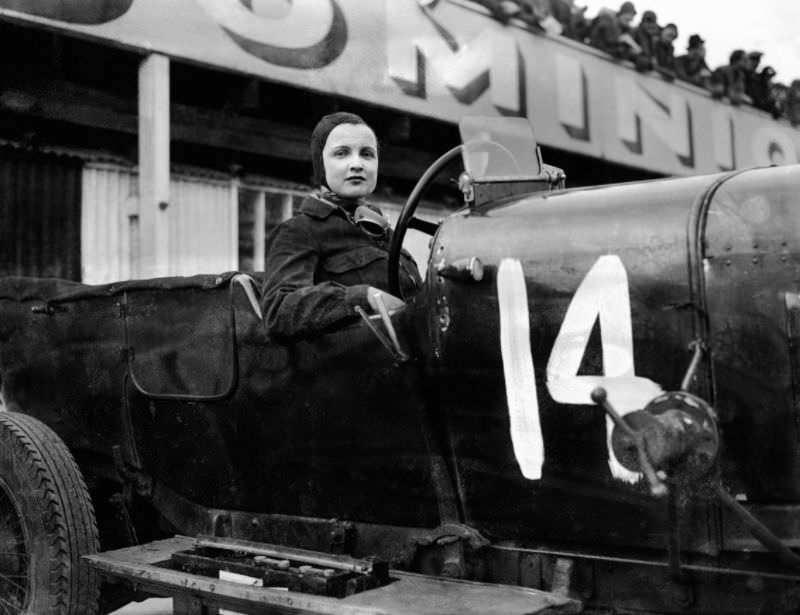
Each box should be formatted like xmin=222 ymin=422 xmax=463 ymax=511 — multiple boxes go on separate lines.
xmin=588 ymin=1 xmax=641 ymax=61
xmin=675 ymin=34 xmax=712 ymax=90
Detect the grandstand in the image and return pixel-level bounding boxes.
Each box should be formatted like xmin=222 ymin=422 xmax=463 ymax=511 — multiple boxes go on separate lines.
xmin=0 ymin=0 xmax=796 ymax=280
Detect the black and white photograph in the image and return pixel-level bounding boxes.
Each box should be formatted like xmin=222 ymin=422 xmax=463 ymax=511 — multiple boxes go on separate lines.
xmin=0 ymin=1 xmax=799 ymax=613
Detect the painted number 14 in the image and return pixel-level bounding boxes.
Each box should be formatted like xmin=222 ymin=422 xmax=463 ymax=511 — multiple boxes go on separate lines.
xmin=497 ymin=255 xmax=662 ymax=484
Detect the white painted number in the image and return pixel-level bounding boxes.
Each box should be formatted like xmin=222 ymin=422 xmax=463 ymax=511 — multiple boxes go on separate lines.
xmin=498 ymin=256 xmax=662 ymax=484
xmin=497 ymin=258 xmax=543 ymax=479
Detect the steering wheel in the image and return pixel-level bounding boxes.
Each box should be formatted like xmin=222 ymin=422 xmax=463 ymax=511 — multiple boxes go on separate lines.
xmin=388 ymin=145 xmax=463 ymax=297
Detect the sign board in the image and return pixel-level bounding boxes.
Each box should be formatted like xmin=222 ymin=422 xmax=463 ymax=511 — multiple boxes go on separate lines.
xmin=1 ymin=0 xmax=797 ymax=175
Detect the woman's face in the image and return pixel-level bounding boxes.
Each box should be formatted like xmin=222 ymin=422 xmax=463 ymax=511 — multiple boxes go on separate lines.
xmin=322 ymin=123 xmax=378 ymax=198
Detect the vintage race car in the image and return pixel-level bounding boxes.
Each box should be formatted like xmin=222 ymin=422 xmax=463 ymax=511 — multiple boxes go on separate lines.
xmin=2 ymin=117 xmax=800 ymax=614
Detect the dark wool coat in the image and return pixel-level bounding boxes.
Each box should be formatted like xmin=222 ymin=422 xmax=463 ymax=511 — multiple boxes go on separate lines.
xmin=261 ymin=195 xmax=422 ymax=341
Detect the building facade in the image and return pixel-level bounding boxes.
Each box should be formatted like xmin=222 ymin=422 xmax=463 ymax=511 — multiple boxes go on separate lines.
xmin=0 ymin=0 xmax=797 ymax=282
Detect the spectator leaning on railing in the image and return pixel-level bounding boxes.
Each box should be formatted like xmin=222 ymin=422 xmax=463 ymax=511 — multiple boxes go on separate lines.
xmin=744 ymin=51 xmax=763 ymax=104
xmin=467 ymin=0 xmax=798 ymax=119
xmin=517 ymin=0 xmax=567 ymax=35
xmin=588 ymin=2 xmax=641 ymax=61
xmin=632 ymin=10 xmax=660 ymax=71
xmin=549 ymin=0 xmax=590 ymax=42
xmin=748 ymin=66 xmax=781 ymax=117
xmin=653 ymin=23 xmax=678 ymax=81
xmin=711 ymin=49 xmax=752 ymax=106
xmin=675 ymin=34 xmax=712 ymax=90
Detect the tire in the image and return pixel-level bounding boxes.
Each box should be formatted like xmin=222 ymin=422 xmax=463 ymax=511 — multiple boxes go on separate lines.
xmin=0 ymin=412 xmax=99 ymax=614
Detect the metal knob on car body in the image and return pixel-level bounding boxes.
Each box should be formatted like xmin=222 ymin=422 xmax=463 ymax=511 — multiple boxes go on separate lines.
xmin=436 ymin=257 xmax=484 ymax=282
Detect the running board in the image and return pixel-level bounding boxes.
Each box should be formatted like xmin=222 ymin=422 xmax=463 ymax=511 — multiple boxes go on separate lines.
xmin=85 ymin=536 xmax=580 ymax=615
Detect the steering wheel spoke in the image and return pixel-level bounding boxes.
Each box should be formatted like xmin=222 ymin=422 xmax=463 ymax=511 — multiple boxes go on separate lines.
xmin=407 ymin=217 xmax=440 ymax=236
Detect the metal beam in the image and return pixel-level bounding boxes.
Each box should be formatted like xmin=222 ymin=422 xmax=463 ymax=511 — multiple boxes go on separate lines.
xmin=0 ymin=77 xmax=435 ymax=181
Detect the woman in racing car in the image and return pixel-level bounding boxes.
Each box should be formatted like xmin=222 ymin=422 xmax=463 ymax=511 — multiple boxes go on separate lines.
xmin=260 ymin=111 xmax=422 ymax=340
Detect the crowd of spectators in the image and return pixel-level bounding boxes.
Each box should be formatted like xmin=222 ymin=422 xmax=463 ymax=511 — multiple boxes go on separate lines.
xmin=469 ymin=0 xmax=800 ymax=126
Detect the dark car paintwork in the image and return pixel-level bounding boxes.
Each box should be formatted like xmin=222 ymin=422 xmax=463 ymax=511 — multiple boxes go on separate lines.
xmin=414 ymin=165 xmax=800 ymax=553
xmin=0 ymin=274 xmax=441 ymax=529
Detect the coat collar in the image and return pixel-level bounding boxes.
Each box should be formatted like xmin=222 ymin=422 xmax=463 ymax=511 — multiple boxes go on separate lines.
xmin=299 ymin=193 xmax=383 ymax=222
xmin=299 ymin=195 xmax=337 ymax=220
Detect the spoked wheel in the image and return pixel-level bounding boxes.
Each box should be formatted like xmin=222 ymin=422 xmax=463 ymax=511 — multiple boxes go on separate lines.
xmin=0 ymin=412 xmax=99 ymax=614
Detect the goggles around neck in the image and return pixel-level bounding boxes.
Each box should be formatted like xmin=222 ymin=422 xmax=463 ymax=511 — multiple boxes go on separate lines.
xmin=353 ymin=205 xmax=390 ymax=238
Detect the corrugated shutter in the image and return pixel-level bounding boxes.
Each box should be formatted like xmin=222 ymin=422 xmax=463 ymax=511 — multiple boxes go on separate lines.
xmin=168 ymin=175 xmax=236 ymax=276
xmin=82 ymin=163 xmax=236 ymax=284
xmin=81 ymin=164 xmax=138 ymax=283
xmin=0 ymin=147 xmax=82 ymax=280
